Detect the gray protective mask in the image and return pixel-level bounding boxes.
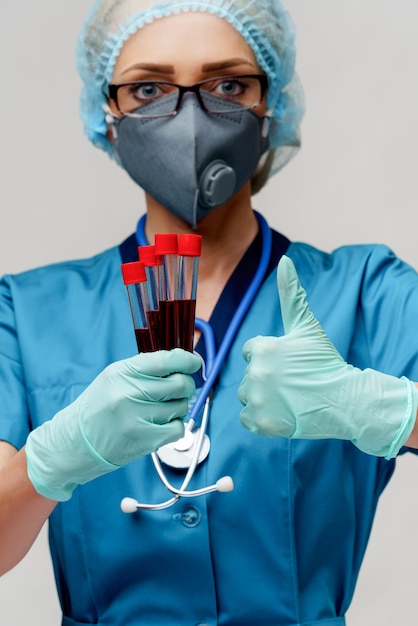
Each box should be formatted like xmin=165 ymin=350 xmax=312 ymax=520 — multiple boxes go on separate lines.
xmin=111 ymin=93 xmax=269 ymax=228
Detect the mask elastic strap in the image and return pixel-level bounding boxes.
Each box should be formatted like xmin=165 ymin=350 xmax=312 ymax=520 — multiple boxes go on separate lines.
xmin=103 ymin=104 xmax=118 ymax=140
xmin=191 ymin=189 xmax=199 ymax=230
xmin=261 ymin=108 xmax=274 ymax=139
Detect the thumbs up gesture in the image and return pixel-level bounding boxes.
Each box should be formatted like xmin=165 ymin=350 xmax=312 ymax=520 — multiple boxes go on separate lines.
xmin=238 ymin=256 xmax=417 ymax=459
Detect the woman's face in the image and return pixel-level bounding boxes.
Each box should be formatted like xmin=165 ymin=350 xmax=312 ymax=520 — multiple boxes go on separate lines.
xmin=110 ymin=11 xmax=266 ymax=113
xmin=107 ymin=12 xmax=268 ymax=227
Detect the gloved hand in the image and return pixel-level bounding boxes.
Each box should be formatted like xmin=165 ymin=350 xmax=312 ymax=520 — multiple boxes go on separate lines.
xmin=26 ymin=349 xmax=201 ymax=501
xmin=238 ymin=255 xmax=418 ymax=458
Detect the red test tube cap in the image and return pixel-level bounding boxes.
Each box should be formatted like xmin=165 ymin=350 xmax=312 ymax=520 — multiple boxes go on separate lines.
xmin=154 ymin=233 xmax=178 ymax=255
xmin=138 ymin=245 xmax=163 ymax=266
xmin=178 ymin=234 xmax=202 ymax=257
xmin=121 ymin=261 xmax=147 ymax=285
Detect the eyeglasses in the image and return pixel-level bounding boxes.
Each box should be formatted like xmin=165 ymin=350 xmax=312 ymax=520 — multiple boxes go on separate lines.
xmin=107 ymin=74 xmax=268 ymax=119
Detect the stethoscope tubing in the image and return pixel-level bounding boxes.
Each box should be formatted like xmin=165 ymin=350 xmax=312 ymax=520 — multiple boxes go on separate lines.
xmin=188 ymin=211 xmax=272 ymax=425
xmin=125 ymin=210 xmax=272 ymax=511
xmin=150 ymin=393 xmax=211 ymax=507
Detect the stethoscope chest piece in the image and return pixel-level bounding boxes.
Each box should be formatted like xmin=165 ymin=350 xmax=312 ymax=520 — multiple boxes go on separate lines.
xmin=157 ymin=428 xmax=211 ymax=469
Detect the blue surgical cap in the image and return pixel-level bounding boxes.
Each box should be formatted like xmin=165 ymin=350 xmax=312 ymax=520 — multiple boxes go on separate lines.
xmin=76 ymin=0 xmax=305 ymax=177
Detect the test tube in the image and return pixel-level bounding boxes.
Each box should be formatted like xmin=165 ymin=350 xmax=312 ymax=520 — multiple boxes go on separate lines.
xmin=138 ymin=244 xmax=163 ymax=351
xmin=177 ymin=234 xmax=202 ymax=352
xmin=121 ymin=261 xmax=153 ymax=353
xmin=154 ymin=234 xmax=179 ymax=350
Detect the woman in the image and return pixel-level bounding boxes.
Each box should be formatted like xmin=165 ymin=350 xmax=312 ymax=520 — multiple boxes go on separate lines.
xmin=1 ymin=1 xmax=418 ymax=624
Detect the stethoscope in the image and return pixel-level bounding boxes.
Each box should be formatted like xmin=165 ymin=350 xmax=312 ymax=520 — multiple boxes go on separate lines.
xmin=121 ymin=210 xmax=272 ymax=513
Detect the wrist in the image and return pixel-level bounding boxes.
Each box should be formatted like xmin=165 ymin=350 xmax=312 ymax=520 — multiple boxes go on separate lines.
xmin=26 ymin=415 xmax=78 ymax=501
xmin=385 ymin=378 xmax=418 ymax=458
xmin=25 ymin=405 xmax=118 ymax=502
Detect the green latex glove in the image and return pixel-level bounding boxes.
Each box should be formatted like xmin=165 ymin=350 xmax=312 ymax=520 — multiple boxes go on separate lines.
xmin=238 ymin=255 xmax=417 ymax=458
xmin=26 ymin=349 xmax=201 ymax=501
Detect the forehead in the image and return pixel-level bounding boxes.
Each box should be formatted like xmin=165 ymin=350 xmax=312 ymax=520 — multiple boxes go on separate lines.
xmin=112 ymin=12 xmax=258 ymax=77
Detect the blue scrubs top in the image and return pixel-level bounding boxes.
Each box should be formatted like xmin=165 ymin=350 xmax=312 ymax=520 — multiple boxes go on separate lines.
xmin=1 ymin=215 xmax=418 ymax=626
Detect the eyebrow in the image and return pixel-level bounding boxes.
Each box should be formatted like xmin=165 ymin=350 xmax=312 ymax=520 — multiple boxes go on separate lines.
xmin=121 ymin=63 xmax=175 ymax=76
xmin=201 ymin=58 xmax=256 ymax=72
xmin=120 ymin=58 xmax=256 ymax=76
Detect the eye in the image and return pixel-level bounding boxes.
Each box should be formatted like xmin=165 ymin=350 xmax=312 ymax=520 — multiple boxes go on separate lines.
xmin=113 ymin=81 xmax=178 ymax=115
xmin=129 ymin=82 xmax=166 ymax=102
xmin=213 ymin=78 xmax=246 ymax=98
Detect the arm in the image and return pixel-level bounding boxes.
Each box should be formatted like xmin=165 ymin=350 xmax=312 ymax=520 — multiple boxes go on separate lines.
xmin=0 ymin=349 xmax=201 ymax=575
xmin=239 ymin=256 xmax=418 ymax=458
xmin=405 ymin=388 xmax=418 ymax=449
xmin=0 ymin=442 xmax=56 ymax=576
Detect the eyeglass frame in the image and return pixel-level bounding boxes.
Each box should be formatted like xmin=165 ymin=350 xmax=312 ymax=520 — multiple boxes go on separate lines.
xmin=106 ymin=74 xmax=269 ymax=119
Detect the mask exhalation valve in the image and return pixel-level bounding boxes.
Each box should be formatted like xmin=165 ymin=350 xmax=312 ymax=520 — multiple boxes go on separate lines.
xmin=199 ymin=160 xmax=236 ymax=208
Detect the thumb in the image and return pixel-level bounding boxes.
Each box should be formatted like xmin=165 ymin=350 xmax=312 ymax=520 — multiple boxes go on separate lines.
xmin=277 ymin=255 xmax=317 ymax=335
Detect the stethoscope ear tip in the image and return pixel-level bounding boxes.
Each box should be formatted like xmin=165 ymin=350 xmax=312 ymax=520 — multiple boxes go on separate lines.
xmin=120 ymin=497 xmax=139 ymax=513
xmin=216 ymin=476 xmax=234 ymax=492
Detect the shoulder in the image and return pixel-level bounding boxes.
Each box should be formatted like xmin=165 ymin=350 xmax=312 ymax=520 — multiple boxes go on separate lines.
xmin=0 ymin=245 xmax=121 ymax=301
xmin=287 ymin=240 xmax=399 ymax=269
xmin=286 ymin=241 xmax=416 ymax=293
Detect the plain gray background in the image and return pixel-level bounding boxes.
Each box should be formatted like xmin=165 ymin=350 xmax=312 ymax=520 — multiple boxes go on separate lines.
xmin=1 ymin=1 xmax=418 ymax=624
